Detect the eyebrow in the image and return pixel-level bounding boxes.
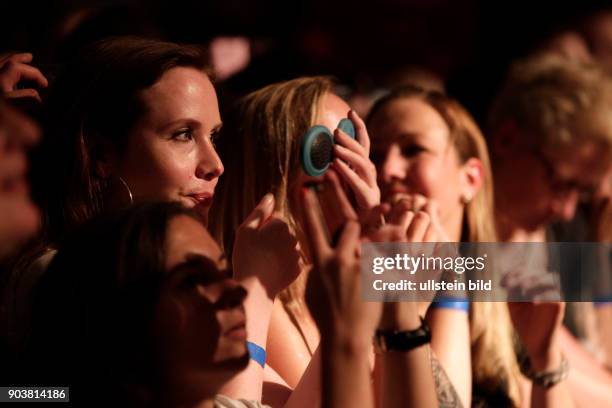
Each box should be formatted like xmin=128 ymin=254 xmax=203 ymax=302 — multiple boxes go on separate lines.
xmin=395 ymin=131 xmax=422 ymax=141
xmin=185 ymin=252 xmax=227 ymax=263
xmin=159 ymin=119 xmax=223 ymax=133
xmin=212 ymin=122 xmax=223 ymax=132
xmin=168 ymin=253 xmax=215 ymax=276
xmin=171 ymin=251 xmax=227 ymax=269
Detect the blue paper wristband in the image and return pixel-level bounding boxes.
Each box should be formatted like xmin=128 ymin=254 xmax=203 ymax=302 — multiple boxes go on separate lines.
xmin=430 ymin=298 xmax=470 ymax=312
xmin=593 ymin=295 xmax=612 ymax=307
xmin=247 ymin=341 xmax=266 ymax=368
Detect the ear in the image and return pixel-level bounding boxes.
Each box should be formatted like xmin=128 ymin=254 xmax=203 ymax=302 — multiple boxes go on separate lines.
xmin=459 ymin=158 xmax=483 ymax=204
xmin=490 ymin=120 xmax=524 ymax=156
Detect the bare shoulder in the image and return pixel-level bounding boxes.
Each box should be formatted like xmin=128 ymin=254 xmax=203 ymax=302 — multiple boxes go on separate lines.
xmin=266 ymin=300 xmax=313 ymax=388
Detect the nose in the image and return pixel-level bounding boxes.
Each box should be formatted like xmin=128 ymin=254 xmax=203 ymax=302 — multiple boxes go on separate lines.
xmin=196 ymin=139 xmax=224 ymax=181
xmin=550 ymin=191 xmax=579 ymax=222
xmin=216 ymin=279 xmax=248 ymax=310
xmin=381 ymin=145 xmax=408 ymax=183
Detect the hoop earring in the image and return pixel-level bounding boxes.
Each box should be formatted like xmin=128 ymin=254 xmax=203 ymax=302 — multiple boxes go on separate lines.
xmin=118 ymin=176 xmax=134 ymax=205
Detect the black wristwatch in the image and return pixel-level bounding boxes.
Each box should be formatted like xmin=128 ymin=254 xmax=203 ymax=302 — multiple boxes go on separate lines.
xmin=373 ymin=317 xmax=431 ymax=353
xmin=519 ymin=353 xmax=570 ymax=389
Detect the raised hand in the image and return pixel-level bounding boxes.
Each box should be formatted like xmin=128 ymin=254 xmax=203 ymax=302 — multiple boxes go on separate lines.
xmin=508 ymin=301 xmax=565 ymax=370
xmin=232 ymin=193 xmax=301 ymax=298
xmin=367 ymin=194 xmax=449 ymax=243
xmin=332 ymin=110 xmax=381 ymax=214
xmin=300 ymin=187 xmax=382 ymax=339
xmin=0 ymin=53 xmax=48 ymax=102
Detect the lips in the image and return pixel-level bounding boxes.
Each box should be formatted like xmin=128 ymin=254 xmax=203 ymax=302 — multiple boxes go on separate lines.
xmin=224 ymin=320 xmax=247 ymax=341
xmin=187 ymin=192 xmax=214 ymax=207
xmin=385 ymin=182 xmax=410 ymax=195
xmin=382 ymin=184 xmax=410 ymax=202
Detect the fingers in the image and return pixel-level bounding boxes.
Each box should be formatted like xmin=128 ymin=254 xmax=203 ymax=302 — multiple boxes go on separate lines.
xmin=422 ymin=200 xmax=447 ymax=242
xmin=0 ymin=59 xmax=48 ymax=93
xmin=336 ymin=220 xmax=361 ymax=259
xmin=300 ymin=187 xmax=331 ymax=265
xmin=423 ymin=224 xmax=439 ymax=242
xmin=348 ymin=109 xmax=370 ymax=155
xmin=243 ymin=193 xmax=275 ymax=229
xmin=261 ymin=215 xmax=299 ymax=249
xmin=324 ymin=170 xmax=358 ymax=221
xmin=332 ymin=158 xmax=376 ymax=207
xmin=12 ymin=63 xmax=48 ymax=87
xmin=333 ymin=127 xmax=367 ymax=157
xmin=387 ymin=199 xmax=415 ymax=231
xmin=362 ymin=203 xmax=388 ymax=233
xmin=405 ymin=211 xmax=430 ymax=241
xmin=0 ymin=53 xmax=33 ymax=66
xmin=333 ymin=143 xmax=377 ymax=185
xmin=5 ymin=88 xmax=41 ymax=102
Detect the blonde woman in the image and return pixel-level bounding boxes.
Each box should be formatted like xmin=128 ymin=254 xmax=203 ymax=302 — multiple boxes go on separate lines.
xmin=210 ymin=77 xmax=438 ymax=408
xmin=367 ymin=85 xmax=573 ymax=407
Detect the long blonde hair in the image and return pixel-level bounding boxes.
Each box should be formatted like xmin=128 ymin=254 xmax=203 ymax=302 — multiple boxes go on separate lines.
xmin=210 ymin=76 xmax=333 ymax=325
xmin=368 ymin=86 xmax=521 ymax=406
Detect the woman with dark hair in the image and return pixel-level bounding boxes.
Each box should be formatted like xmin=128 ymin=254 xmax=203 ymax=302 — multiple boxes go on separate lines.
xmin=27 ymin=202 xmax=249 ymax=406
xmin=3 ymin=37 xmax=299 ymax=368
xmin=36 ymin=36 xmax=223 ymax=243
xmin=26 ymin=202 xmax=383 ymax=408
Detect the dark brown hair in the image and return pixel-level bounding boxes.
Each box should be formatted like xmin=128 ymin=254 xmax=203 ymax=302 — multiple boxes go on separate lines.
xmin=26 ymin=202 xmax=203 ymax=404
xmin=33 ymin=36 xmax=211 ymax=246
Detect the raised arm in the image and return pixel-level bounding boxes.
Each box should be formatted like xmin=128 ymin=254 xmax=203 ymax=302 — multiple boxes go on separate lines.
xmin=300 ymin=187 xmax=381 ymax=408
xmin=219 ymin=193 xmax=301 ymax=401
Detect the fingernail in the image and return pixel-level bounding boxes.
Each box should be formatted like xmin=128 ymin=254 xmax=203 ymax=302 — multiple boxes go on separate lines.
xmin=262 ymin=193 xmax=274 ymax=206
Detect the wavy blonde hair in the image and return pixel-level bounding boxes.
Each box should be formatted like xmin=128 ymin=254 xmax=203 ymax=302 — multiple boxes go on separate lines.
xmin=210 ymin=76 xmax=333 ymax=328
xmin=368 ymin=86 xmax=521 ymax=406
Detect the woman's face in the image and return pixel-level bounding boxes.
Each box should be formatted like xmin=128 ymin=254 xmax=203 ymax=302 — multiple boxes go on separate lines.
xmin=154 ymin=215 xmax=248 ymax=379
xmin=290 ymin=92 xmax=353 ymax=227
xmin=369 ymin=97 xmax=467 ymax=232
xmin=112 ymin=67 xmax=224 ymax=226
xmin=292 ymin=91 xmax=351 ymax=189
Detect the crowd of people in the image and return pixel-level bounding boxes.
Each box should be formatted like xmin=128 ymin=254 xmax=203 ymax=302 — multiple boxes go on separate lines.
xmin=0 ymin=5 xmax=612 ymax=408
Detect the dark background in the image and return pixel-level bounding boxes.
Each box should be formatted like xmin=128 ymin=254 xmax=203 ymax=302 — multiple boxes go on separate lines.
xmin=1 ymin=0 xmax=610 ymax=122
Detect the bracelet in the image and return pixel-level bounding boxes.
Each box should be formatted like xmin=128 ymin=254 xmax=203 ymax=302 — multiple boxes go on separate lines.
xmin=373 ymin=317 xmax=431 ymax=353
xmin=519 ymin=354 xmax=569 ymax=389
xmin=593 ymin=296 xmax=612 ymax=307
xmin=430 ymin=297 xmax=469 ymax=312
xmin=246 ymin=341 xmax=266 ymax=368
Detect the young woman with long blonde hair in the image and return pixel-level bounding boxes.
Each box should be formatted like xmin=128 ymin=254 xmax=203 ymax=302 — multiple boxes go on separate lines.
xmin=367 ymin=85 xmax=573 ymax=407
